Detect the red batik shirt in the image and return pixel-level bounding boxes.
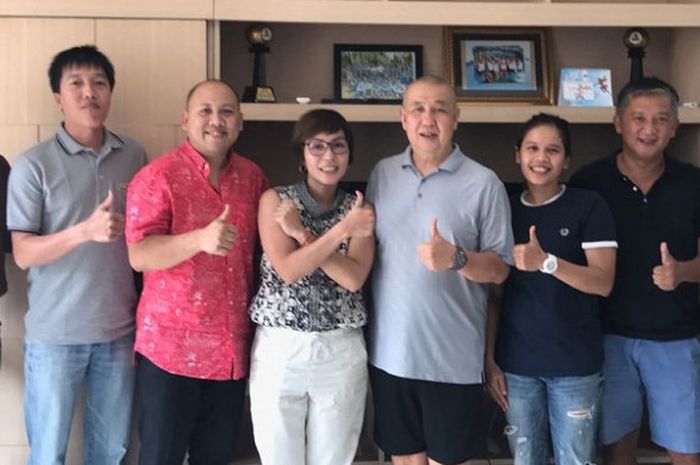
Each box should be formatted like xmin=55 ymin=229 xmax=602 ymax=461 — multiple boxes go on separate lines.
xmin=125 ymin=140 xmax=268 ymax=380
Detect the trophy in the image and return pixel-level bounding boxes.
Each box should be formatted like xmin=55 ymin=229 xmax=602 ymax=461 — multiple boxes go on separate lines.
xmin=623 ymin=27 xmax=650 ymax=83
xmin=242 ymin=24 xmax=276 ymax=103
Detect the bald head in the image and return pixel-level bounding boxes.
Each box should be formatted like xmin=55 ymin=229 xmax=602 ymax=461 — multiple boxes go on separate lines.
xmin=402 ymin=75 xmax=457 ymax=110
xmin=185 ymin=79 xmax=240 ymax=109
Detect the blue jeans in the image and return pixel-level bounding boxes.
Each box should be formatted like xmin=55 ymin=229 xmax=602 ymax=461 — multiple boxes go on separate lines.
xmin=504 ymin=372 xmax=602 ymax=465
xmin=24 ymin=334 xmax=135 ymax=465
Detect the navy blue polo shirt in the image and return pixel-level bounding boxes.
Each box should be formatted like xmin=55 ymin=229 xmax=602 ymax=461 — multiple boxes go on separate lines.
xmin=570 ymin=152 xmax=700 ymax=340
xmin=497 ymin=186 xmax=616 ymax=377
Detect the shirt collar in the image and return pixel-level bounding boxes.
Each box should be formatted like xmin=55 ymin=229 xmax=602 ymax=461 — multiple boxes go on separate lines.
xmin=400 ymin=144 xmax=465 ymax=173
xmin=181 ymin=139 xmax=236 ymax=178
xmin=56 ymin=123 xmax=123 ymax=157
xmin=294 ymin=181 xmax=344 ymax=218
xmin=609 ymin=149 xmax=679 ymax=177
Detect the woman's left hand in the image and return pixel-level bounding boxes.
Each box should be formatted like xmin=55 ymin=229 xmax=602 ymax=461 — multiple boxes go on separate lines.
xmin=274 ymin=200 xmax=306 ymax=243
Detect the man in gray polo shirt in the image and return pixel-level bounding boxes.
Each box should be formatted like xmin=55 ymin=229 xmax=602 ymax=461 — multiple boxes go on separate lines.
xmin=7 ymin=45 xmax=146 ymax=465
xmin=366 ymin=75 xmax=513 ymax=465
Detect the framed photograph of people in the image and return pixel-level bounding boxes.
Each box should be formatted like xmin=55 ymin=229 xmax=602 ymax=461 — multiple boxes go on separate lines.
xmin=333 ymin=44 xmax=423 ymax=103
xmin=444 ymin=27 xmax=553 ymax=104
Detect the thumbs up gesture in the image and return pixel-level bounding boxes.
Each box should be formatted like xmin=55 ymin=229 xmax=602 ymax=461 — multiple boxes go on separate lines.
xmin=82 ymin=190 xmax=125 ymax=242
xmin=652 ymin=242 xmax=680 ymax=291
xmin=418 ymin=219 xmax=457 ymax=272
xmin=341 ymin=191 xmax=375 ymax=238
xmin=199 ymin=204 xmax=238 ymax=256
xmin=513 ymin=225 xmax=548 ymax=272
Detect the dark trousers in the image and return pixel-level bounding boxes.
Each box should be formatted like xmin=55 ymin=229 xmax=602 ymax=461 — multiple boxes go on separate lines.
xmin=137 ymin=355 xmax=246 ymax=465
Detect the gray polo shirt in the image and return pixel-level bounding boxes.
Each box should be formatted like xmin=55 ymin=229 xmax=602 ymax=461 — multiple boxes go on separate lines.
xmin=7 ymin=125 xmax=147 ymax=344
xmin=366 ymin=145 xmax=513 ymax=384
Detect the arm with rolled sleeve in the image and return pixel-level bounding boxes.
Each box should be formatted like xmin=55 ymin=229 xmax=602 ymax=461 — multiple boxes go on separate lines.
xmin=8 ymin=156 xmax=124 ymax=270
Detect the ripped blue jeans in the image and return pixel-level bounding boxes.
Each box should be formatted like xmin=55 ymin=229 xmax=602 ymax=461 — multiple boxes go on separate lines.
xmin=503 ymin=372 xmax=602 ymax=465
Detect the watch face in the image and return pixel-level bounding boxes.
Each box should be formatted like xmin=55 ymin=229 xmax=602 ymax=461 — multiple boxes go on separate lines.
xmin=544 ymin=259 xmax=556 ymax=273
xmin=261 ymin=27 xmax=272 ymax=42
xmin=543 ymin=254 xmax=558 ymax=273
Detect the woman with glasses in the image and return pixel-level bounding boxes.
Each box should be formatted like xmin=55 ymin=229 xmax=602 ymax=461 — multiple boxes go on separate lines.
xmin=485 ymin=113 xmax=617 ymax=465
xmin=248 ymin=109 xmax=375 ymax=465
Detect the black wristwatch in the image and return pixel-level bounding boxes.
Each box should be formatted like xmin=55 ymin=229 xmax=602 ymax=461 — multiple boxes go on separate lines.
xmin=450 ymin=245 xmax=467 ymax=271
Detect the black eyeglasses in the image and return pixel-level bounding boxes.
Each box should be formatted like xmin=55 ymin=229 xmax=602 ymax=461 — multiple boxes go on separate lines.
xmin=304 ymin=138 xmax=349 ymax=157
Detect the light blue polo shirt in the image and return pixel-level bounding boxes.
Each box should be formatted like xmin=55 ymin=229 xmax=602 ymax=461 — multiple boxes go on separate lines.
xmin=7 ymin=125 xmax=147 ymax=344
xmin=366 ymin=145 xmax=513 ymax=384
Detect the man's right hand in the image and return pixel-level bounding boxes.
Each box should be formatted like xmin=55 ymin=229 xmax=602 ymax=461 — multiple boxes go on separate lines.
xmin=198 ymin=205 xmax=237 ymax=256
xmin=82 ymin=190 xmax=125 ymax=243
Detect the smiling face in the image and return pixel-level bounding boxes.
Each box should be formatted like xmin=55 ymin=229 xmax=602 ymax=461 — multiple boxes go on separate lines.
xmin=302 ymin=130 xmax=350 ymax=191
xmin=181 ymin=81 xmax=243 ymax=161
xmin=516 ymin=124 xmax=569 ymax=189
xmin=400 ymin=80 xmax=459 ymax=163
xmin=614 ymin=93 xmax=678 ymax=164
xmin=54 ymin=65 xmax=112 ymax=136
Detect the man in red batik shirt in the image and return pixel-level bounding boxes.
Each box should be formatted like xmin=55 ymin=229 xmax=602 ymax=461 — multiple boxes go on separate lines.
xmin=125 ymin=79 xmax=268 ymax=465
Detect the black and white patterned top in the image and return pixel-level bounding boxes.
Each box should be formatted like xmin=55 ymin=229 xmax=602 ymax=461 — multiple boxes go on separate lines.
xmin=249 ymin=182 xmax=368 ymax=332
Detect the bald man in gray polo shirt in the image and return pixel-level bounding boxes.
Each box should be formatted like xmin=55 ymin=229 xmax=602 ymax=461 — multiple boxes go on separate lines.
xmin=7 ymin=45 xmax=146 ymax=465
xmin=366 ymin=76 xmax=513 ymax=465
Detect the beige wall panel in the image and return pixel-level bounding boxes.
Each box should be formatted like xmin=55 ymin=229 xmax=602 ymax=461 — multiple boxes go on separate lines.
xmin=0 ymin=125 xmax=39 ymax=163
xmin=0 ymin=338 xmax=27 ymax=445
xmin=0 ymin=18 xmax=93 ymax=125
xmin=97 ymin=20 xmax=207 ymax=126
xmin=109 ymin=125 xmax=183 ymax=160
xmin=0 ymin=0 xmax=213 ymax=19
xmin=0 ymin=446 xmax=29 ymax=465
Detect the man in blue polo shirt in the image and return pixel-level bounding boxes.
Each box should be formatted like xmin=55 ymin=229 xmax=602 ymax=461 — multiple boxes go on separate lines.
xmin=571 ymin=77 xmax=700 ymax=465
xmin=7 ymin=45 xmax=146 ymax=465
xmin=366 ymin=75 xmax=513 ymax=465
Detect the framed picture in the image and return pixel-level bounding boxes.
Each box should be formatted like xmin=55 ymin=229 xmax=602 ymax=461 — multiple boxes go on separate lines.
xmin=333 ymin=44 xmax=423 ymax=103
xmin=558 ymin=68 xmax=614 ymax=107
xmin=444 ymin=27 xmax=553 ymax=104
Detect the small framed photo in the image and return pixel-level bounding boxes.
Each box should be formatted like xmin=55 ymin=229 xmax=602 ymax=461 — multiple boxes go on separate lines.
xmin=333 ymin=44 xmax=423 ymax=103
xmin=444 ymin=27 xmax=553 ymax=104
xmin=558 ymin=68 xmax=614 ymax=107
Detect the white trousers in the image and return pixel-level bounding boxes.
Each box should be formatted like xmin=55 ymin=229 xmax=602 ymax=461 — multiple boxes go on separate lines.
xmin=249 ymin=326 xmax=368 ymax=465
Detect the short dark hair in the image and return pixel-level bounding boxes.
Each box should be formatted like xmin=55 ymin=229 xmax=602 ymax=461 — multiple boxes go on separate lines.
xmin=48 ymin=45 xmax=115 ymax=93
xmin=616 ymin=77 xmax=679 ymax=117
xmin=185 ymin=79 xmax=240 ymax=108
xmin=515 ymin=113 xmax=572 ymax=157
xmin=291 ymin=109 xmax=354 ymax=165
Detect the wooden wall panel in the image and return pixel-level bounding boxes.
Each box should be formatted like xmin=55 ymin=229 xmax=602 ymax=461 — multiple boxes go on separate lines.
xmin=0 ymin=18 xmax=93 ymax=125
xmin=0 ymin=125 xmax=39 ymax=162
xmin=97 ymin=20 xmax=207 ymax=126
xmin=0 ymin=0 xmax=212 ymax=19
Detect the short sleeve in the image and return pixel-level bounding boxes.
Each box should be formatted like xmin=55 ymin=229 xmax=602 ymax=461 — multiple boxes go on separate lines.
xmin=478 ymin=175 xmax=514 ymax=265
xmin=7 ymin=155 xmax=44 ymax=234
xmin=581 ymin=192 xmax=617 ymax=249
xmin=125 ymin=165 xmax=172 ymax=244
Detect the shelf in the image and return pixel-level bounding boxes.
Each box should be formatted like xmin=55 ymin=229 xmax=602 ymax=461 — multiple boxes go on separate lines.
xmin=215 ymin=0 xmax=700 ymax=26
xmin=1 ymin=0 xmax=700 ymax=26
xmin=0 ymin=0 xmax=212 ymax=19
xmin=241 ymin=103 xmax=700 ymax=124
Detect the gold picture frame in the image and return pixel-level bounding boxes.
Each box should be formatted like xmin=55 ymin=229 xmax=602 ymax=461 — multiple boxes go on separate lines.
xmin=444 ymin=27 xmax=553 ymax=104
